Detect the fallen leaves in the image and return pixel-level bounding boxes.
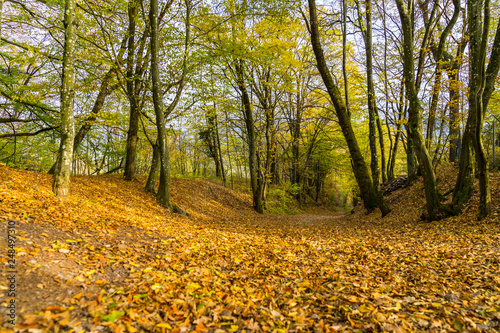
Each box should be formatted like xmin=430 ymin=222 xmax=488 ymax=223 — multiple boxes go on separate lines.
xmin=0 ymin=164 xmax=500 ymax=332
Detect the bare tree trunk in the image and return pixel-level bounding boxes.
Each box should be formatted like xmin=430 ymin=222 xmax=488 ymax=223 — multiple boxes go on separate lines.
xmin=377 ymin=117 xmax=387 ymax=183
xmin=395 ymin=0 xmax=443 ymax=220
xmin=469 ymin=0 xmax=491 ymax=219
xmin=145 ymin=141 xmax=160 ymax=193
xmin=49 ymin=68 xmax=119 ymax=174
xmin=341 ymin=0 xmax=350 ymax=117
xmin=307 ymin=0 xmax=378 ymax=211
xmin=53 ymin=0 xmax=76 ymax=200
xmin=451 ymin=0 xmax=500 ymax=218
xmin=448 ymin=67 xmax=461 ymax=163
xmin=426 ymin=66 xmax=443 ymax=149
xmin=388 ymin=85 xmax=405 ymax=181
xmin=215 ymin=112 xmax=226 ymax=186
xmin=150 ymin=0 xmax=171 ymax=209
xmin=225 ymin=109 xmax=234 ymax=189
xmin=432 ymin=113 xmax=447 ymax=167
xmin=235 ymin=60 xmax=263 ymax=213
xmin=363 ymin=0 xmax=390 ymax=216
xmin=0 ymin=0 xmax=4 ymax=36
xmin=124 ymin=0 xmax=140 ymax=181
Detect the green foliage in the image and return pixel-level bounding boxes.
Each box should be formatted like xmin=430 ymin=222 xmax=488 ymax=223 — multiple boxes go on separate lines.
xmin=266 ymin=181 xmax=303 ymax=215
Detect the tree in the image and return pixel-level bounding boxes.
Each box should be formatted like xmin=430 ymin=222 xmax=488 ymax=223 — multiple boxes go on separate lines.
xmin=466 ymin=0 xmax=500 ymax=218
xmin=395 ymin=0 xmax=444 ymax=220
xmin=53 ymin=0 xmax=77 ymax=200
xmin=235 ymin=59 xmax=263 ymax=213
xmin=150 ymin=0 xmax=171 ymax=209
xmin=124 ymin=0 xmax=150 ymax=181
xmin=306 ymin=0 xmax=378 ymax=212
xmin=358 ymin=0 xmax=391 ymax=216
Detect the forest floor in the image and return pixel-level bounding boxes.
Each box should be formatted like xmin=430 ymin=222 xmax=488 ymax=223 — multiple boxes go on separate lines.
xmin=0 ymin=163 xmax=500 ymax=333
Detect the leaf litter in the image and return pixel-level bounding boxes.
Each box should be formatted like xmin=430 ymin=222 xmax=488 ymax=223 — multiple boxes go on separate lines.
xmin=0 ymin=163 xmax=499 ymax=332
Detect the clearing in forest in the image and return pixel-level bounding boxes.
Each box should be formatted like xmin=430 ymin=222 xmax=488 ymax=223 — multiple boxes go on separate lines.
xmin=1 ymin=164 xmax=500 ymax=332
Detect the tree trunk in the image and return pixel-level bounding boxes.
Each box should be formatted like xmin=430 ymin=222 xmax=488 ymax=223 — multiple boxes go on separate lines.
xmin=395 ymin=0 xmax=443 ymax=220
xmin=448 ymin=67 xmax=461 ymax=163
xmin=468 ymin=0 xmax=491 ymax=219
xmin=53 ymin=0 xmax=76 ymax=201
xmin=0 ymin=0 xmax=4 ymax=36
xmin=341 ymin=0 xmax=350 ymax=118
xmin=363 ymin=0 xmax=390 ymax=216
xmin=432 ymin=114 xmax=447 ymax=167
xmin=124 ymin=0 xmax=140 ymax=181
xmin=426 ymin=66 xmax=443 ymax=149
xmin=145 ymin=142 xmax=160 ymax=193
xmin=235 ymin=60 xmax=263 ymax=213
xmin=452 ymin=127 xmax=475 ymax=213
xmin=388 ymin=87 xmax=405 ymax=181
xmin=377 ymin=117 xmax=387 ymax=183
xmin=150 ymin=0 xmax=171 ymax=209
xmin=291 ymin=101 xmax=301 ymax=188
xmin=48 ymin=68 xmax=118 ymax=174
xmin=215 ymin=112 xmax=226 ymax=185
xmin=381 ymin=0 xmax=391 ymax=183
xmin=423 ymin=0 xmax=460 ymax=152
xmin=307 ymin=0 xmax=377 ymax=211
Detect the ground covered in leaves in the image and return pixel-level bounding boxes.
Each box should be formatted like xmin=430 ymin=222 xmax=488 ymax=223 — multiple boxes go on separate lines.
xmin=1 ymin=164 xmax=500 ymax=333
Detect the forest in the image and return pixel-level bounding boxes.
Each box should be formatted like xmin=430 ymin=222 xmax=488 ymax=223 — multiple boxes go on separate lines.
xmin=0 ymin=0 xmax=497 ymax=219
xmin=1 ymin=0 xmax=500 ymax=332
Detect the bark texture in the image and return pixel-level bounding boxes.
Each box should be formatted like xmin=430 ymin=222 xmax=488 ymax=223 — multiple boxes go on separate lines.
xmin=235 ymin=60 xmax=263 ymax=213
xmin=145 ymin=142 xmax=160 ymax=193
xmin=395 ymin=0 xmax=443 ymax=220
xmin=53 ymin=0 xmax=77 ymax=200
xmin=363 ymin=0 xmax=390 ymax=216
xmin=150 ymin=0 xmax=171 ymax=209
xmin=468 ymin=0 xmax=491 ymax=219
xmin=124 ymin=0 xmax=140 ymax=181
xmin=308 ymin=0 xmax=377 ymax=211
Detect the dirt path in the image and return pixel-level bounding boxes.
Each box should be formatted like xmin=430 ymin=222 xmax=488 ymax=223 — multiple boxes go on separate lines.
xmin=272 ymin=212 xmax=344 ymax=224
xmin=2 ymin=208 xmax=499 ymax=333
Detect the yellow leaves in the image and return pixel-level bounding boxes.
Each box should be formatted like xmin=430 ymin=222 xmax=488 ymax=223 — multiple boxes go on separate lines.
xmin=57 ymin=311 xmax=70 ymax=326
xmin=85 ymin=270 xmax=96 ymax=277
xmin=156 ymin=323 xmax=172 ymax=330
xmin=66 ymin=238 xmax=83 ymax=243
xmin=129 ymin=261 xmax=140 ymax=267
xmin=3 ymin=164 xmax=500 ymax=333
xmin=383 ymin=302 xmax=402 ymax=312
xmin=297 ymin=280 xmax=311 ymax=288
xmin=413 ymin=314 xmax=431 ymax=320
xmin=151 ymin=284 xmax=164 ymax=292
xmin=185 ymin=282 xmax=201 ymax=292
xmin=73 ymin=292 xmax=84 ymax=300
xmin=85 ymin=244 xmax=95 ymax=251
xmin=228 ymin=325 xmax=239 ymax=332
xmin=358 ymin=304 xmax=373 ymax=313
xmin=343 ymin=295 xmax=359 ymax=303
xmin=125 ymin=322 xmax=138 ymax=333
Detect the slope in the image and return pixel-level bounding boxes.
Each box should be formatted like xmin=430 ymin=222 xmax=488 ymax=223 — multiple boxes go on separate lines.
xmin=0 ymin=163 xmax=499 ymax=333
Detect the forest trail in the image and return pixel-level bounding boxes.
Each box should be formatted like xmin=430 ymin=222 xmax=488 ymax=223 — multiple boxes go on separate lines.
xmin=1 ymin=164 xmax=500 ymax=333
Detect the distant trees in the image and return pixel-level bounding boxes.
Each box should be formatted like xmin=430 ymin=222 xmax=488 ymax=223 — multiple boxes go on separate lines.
xmin=1 ymin=0 xmax=500 ymax=219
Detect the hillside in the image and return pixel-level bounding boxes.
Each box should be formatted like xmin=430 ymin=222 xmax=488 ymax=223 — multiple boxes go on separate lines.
xmin=1 ymin=164 xmax=500 ymax=332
